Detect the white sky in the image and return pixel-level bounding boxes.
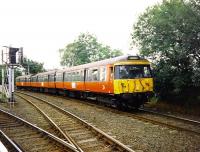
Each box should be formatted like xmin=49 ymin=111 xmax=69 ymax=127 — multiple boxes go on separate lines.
xmin=0 ymin=0 xmax=161 ymax=69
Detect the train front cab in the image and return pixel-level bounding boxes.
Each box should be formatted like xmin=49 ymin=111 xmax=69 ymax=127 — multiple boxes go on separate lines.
xmin=113 ymin=58 xmax=153 ymax=107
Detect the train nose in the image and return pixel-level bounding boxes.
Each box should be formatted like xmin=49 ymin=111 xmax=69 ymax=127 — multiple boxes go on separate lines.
xmin=114 ymin=78 xmax=153 ymax=94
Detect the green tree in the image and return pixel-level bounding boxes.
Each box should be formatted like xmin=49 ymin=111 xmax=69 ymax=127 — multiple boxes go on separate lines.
xmin=131 ymin=0 xmax=200 ymax=100
xmin=22 ymin=57 xmax=45 ymax=74
xmin=59 ymin=33 xmax=123 ymax=66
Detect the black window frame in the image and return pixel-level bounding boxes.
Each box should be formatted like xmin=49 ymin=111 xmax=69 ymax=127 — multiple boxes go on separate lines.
xmin=114 ymin=65 xmax=152 ymax=79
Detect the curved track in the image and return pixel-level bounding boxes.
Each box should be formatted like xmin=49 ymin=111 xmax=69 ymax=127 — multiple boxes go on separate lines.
xmin=16 ymin=91 xmax=134 ymax=152
xmin=0 ymin=108 xmax=79 ymax=152
xmin=16 ymin=94 xmax=83 ymax=152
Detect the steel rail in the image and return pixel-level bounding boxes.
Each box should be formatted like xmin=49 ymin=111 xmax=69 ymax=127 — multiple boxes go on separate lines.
xmin=16 ymin=94 xmax=84 ymax=152
xmin=17 ymin=91 xmax=135 ymax=152
xmin=129 ymin=112 xmax=200 ymax=135
xmin=0 ymin=108 xmax=79 ymax=152
xmin=0 ymin=130 xmax=24 ymax=152
xmin=139 ymin=108 xmax=200 ymax=125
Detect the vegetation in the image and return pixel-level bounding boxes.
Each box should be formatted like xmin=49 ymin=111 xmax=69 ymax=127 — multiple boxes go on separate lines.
xmin=0 ymin=58 xmax=45 ymax=84
xmin=59 ymin=33 xmax=123 ymax=66
xmin=22 ymin=57 xmax=45 ymax=74
xmin=131 ymin=0 xmax=200 ymax=104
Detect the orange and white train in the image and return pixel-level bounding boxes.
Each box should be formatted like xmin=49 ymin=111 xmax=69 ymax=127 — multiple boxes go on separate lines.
xmin=16 ymin=55 xmax=154 ymax=108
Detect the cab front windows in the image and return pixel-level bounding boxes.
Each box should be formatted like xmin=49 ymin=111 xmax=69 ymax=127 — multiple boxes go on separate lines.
xmin=114 ymin=65 xmax=152 ymax=79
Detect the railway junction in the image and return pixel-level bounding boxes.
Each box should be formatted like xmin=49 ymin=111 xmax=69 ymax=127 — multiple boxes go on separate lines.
xmin=0 ymin=52 xmax=200 ymax=152
xmin=0 ymin=90 xmax=200 ymax=152
xmin=1 ymin=0 xmax=200 ymax=151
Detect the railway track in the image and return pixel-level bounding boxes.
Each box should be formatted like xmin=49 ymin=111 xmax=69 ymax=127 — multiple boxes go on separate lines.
xmin=15 ymin=94 xmax=83 ymax=152
xmin=0 ymin=130 xmax=23 ymax=152
xmin=0 ymin=108 xmax=78 ymax=152
xmin=139 ymin=108 xmax=200 ymax=125
xmin=16 ymin=91 xmax=135 ymax=152
xmin=23 ymin=91 xmax=200 ymax=136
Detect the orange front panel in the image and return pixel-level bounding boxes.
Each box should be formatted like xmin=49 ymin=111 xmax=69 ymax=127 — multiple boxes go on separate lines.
xmin=55 ymin=82 xmax=64 ymax=89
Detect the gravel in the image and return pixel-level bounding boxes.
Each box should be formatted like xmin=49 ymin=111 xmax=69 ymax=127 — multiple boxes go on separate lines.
xmin=24 ymin=92 xmax=200 ymax=152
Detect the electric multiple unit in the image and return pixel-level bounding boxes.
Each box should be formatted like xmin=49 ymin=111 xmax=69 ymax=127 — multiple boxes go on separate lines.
xmin=16 ymin=55 xmax=153 ymax=108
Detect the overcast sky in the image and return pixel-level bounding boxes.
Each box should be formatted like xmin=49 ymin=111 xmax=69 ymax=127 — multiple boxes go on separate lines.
xmin=0 ymin=0 xmax=161 ymax=69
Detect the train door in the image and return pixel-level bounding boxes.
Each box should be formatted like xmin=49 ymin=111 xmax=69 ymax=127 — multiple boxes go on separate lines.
xmin=107 ymin=65 xmax=114 ymax=94
xmin=84 ymin=68 xmax=89 ymax=91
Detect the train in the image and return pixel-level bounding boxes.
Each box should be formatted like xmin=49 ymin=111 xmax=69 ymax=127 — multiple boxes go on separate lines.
xmin=16 ymin=55 xmax=154 ymax=109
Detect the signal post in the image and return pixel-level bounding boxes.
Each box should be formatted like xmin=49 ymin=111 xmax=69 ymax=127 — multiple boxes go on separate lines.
xmin=1 ymin=46 xmax=23 ymax=103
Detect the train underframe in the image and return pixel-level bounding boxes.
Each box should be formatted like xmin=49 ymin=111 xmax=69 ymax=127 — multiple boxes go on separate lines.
xmin=16 ymin=86 xmax=152 ymax=109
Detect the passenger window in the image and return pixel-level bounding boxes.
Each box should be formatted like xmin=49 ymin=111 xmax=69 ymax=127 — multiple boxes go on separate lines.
xmin=86 ymin=69 xmax=90 ymax=81
xmin=92 ymin=69 xmax=98 ymax=81
xmin=76 ymin=71 xmax=80 ymax=81
xmin=80 ymin=70 xmax=84 ymax=81
xmin=100 ymin=67 xmax=106 ymax=81
xmin=45 ymin=75 xmax=48 ymax=82
xmin=72 ymin=72 xmax=75 ymax=81
xmin=68 ymin=73 xmax=72 ymax=81
xmin=56 ymin=73 xmax=60 ymax=82
xmin=64 ymin=73 xmax=68 ymax=81
xmin=49 ymin=74 xmax=55 ymax=82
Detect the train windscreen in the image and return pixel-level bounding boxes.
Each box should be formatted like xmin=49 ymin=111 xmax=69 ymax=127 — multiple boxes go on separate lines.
xmin=114 ymin=65 xmax=152 ymax=79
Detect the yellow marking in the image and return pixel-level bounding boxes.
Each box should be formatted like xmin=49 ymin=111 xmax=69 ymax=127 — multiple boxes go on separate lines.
xmin=114 ymin=78 xmax=153 ymax=94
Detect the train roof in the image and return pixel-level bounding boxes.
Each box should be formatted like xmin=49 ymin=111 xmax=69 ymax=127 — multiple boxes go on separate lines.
xmin=62 ymin=55 xmax=149 ymax=72
xmin=16 ymin=55 xmax=150 ymax=78
xmin=33 ymin=70 xmax=57 ymax=77
xmin=16 ymin=74 xmax=32 ymax=79
xmin=18 ymin=70 xmax=57 ymax=79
